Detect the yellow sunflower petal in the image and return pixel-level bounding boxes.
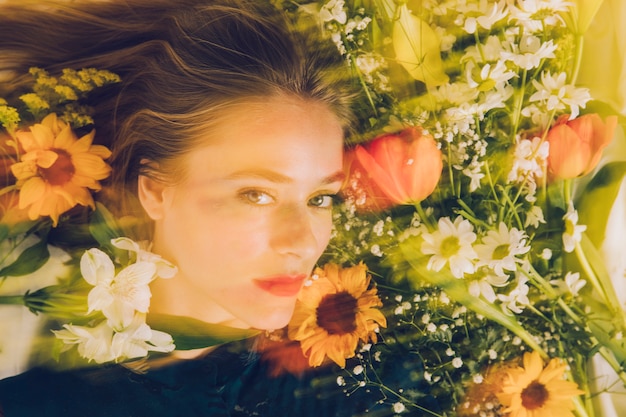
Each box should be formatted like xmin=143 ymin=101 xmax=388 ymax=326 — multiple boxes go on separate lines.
xmin=29 ymin=123 xmax=55 ymax=150
xmin=341 ymin=262 xmax=369 ymax=296
xmin=18 ymin=177 xmax=47 ymax=209
xmin=14 ymin=131 xmax=38 ymax=152
xmin=88 ymin=144 xmax=112 ymax=159
xmin=69 ymin=131 xmax=96 ymax=153
xmin=35 ymin=150 xmax=59 ymax=169
xmin=10 ymin=161 xmax=37 ymax=181
xmin=523 ymin=351 xmax=544 ymax=380
xmin=72 ymin=153 xmax=112 ymax=179
xmin=53 ymin=124 xmax=78 ymax=150
xmin=41 ymin=113 xmax=66 ymax=135
xmin=298 ymin=277 xmax=336 ymax=308
xmin=55 ymin=183 xmax=94 ymax=208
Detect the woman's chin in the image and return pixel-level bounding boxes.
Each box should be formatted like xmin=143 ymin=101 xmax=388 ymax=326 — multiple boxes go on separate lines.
xmin=246 ymin=306 xmax=295 ymax=331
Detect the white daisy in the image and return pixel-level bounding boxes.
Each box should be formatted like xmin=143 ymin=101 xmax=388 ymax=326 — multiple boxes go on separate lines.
xmin=469 ymin=272 xmax=510 ymax=303
xmin=497 ymin=274 xmax=530 ymax=314
xmin=508 ymin=0 xmax=571 ymax=32
xmin=501 ymin=35 xmax=557 ymax=70
xmin=319 ymin=0 xmax=347 ymax=24
xmin=421 ymin=216 xmax=478 ymax=278
xmin=524 ymin=205 xmax=546 ymax=228
xmin=463 ymin=35 xmax=507 ymax=63
xmin=507 ymin=135 xmax=549 ymax=184
xmin=462 ymin=1 xmax=508 ymax=34
xmin=562 ymin=203 xmax=586 ymax=253
xmin=529 ymin=71 xmax=592 ymax=119
xmin=475 ymin=222 xmax=531 ymax=276
xmin=550 ymin=271 xmax=586 ymax=297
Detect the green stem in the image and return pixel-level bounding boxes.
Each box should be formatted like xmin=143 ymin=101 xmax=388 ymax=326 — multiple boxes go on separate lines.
xmin=510 ymin=68 xmax=528 ymax=141
xmin=0 ymin=295 xmax=25 ymax=305
xmin=570 ymin=33 xmax=585 ymax=85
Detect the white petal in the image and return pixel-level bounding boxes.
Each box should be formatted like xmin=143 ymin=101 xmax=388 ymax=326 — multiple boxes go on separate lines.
xmin=80 ymin=248 xmax=115 ymax=286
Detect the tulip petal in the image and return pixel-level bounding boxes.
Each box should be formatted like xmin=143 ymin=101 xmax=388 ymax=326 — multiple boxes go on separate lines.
xmin=355 ymin=144 xmax=407 ymax=204
xmin=547 ymin=124 xmax=589 ymax=179
xmin=393 ymin=5 xmax=449 ymax=87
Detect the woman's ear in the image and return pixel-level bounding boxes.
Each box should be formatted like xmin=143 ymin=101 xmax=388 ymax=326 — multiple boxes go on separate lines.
xmin=138 ymin=175 xmax=168 ymax=220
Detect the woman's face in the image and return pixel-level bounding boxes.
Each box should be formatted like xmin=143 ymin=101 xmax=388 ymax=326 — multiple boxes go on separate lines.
xmin=140 ymin=97 xmax=345 ymax=330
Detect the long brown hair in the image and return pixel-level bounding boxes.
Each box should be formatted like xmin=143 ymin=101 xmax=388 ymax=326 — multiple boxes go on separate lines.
xmin=0 ymin=0 xmax=354 ymax=194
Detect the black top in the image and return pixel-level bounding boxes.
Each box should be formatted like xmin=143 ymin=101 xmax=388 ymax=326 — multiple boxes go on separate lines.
xmin=0 ymin=339 xmax=386 ymax=417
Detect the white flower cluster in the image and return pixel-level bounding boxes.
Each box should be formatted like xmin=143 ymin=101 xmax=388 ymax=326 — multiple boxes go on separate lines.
xmin=53 ymin=238 xmax=177 ymax=363
xmin=417 ymin=215 xmax=584 ymax=315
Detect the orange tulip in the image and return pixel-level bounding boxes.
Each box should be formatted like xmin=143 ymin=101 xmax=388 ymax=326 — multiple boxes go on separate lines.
xmin=354 ymin=128 xmax=443 ymax=205
xmin=547 ymin=113 xmax=617 ymax=179
xmin=341 ymin=148 xmax=396 ymax=212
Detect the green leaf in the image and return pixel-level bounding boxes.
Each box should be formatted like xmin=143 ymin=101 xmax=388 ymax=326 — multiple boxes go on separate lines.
xmin=576 ymin=161 xmax=626 ymax=247
xmin=147 ymin=314 xmax=260 ymax=350
xmin=0 ymin=239 xmax=49 ymax=277
xmin=89 ymin=202 xmax=124 ymax=248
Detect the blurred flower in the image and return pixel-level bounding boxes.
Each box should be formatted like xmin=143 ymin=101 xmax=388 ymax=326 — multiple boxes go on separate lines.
xmin=569 ymin=0 xmax=607 ymax=34
xmin=257 ymin=328 xmax=311 ymax=377
xmin=546 ymin=113 xmax=618 ymax=179
xmin=393 ymin=4 xmax=448 ymax=87
xmin=497 ymin=351 xmax=584 ymax=417
xmin=9 ymin=113 xmax=111 ymax=226
xmin=354 ymin=128 xmax=443 ymax=205
xmin=319 ymin=0 xmax=346 ymax=24
xmin=577 ymin=0 xmax=626 ymax=115
xmin=288 ymin=262 xmax=386 ymax=368
xmin=458 ymin=360 xmax=513 ymax=417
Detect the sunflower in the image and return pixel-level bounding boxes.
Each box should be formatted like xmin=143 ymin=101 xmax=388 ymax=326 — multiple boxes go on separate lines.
xmin=287 ymin=262 xmax=386 ymax=368
xmin=497 ymin=351 xmax=584 ymax=417
xmin=10 ymin=113 xmax=111 ymax=226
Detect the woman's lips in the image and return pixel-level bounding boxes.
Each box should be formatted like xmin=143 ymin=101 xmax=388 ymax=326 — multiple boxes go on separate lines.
xmin=253 ymin=274 xmax=307 ymax=297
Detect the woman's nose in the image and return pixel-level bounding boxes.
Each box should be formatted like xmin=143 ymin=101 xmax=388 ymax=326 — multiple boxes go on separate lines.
xmin=269 ymin=205 xmax=319 ymax=260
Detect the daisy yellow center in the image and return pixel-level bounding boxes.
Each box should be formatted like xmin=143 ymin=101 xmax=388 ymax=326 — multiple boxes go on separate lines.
xmin=520 ymin=380 xmax=549 ymax=410
xmin=316 ymin=291 xmax=358 ymax=335
xmin=39 ymin=149 xmax=75 ymax=186
xmin=440 ymin=236 xmax=461 ymax=258
xmin=565 ymin=219 xmax=575 ymax=235
xmin=492 ymin=244 xmax=510 ymax=260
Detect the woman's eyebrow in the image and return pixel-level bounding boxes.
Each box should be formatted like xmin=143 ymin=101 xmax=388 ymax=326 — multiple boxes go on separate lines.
xmin=223 ymin=169 xmax=345 ymax=185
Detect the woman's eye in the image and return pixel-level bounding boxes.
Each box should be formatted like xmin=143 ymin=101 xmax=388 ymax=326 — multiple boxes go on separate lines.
xmin=308 ymin=194 xmax=335 ymax=209
xmin=240 ymin=190 xmax=274 ymax=205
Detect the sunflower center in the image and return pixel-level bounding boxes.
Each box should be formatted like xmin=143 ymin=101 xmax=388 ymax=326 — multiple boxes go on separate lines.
xmin=316 ymin=291 xmax=358 ymax=335
xmin=440 ymin=236 xmax=461 ymax=258
xmin=520 ymin=380 xmax=549 ymax=410
xmin=39 ymin=149 xmax=75 ymax=186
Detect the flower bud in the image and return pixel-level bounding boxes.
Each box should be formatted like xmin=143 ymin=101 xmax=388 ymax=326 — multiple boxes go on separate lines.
xmin=355 ymin=128 xmax=443 ymax=205
xmin=547 ymin=113 xmax=617 ymax=179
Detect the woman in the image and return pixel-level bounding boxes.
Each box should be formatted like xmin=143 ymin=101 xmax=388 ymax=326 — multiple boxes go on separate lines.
xmin=0 ymin=0 xmax=385 ymax=415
